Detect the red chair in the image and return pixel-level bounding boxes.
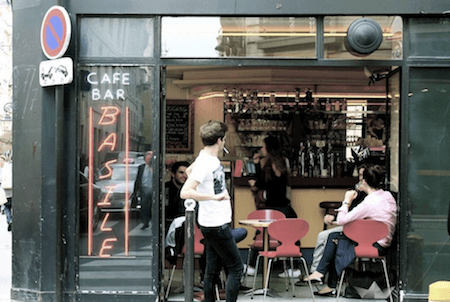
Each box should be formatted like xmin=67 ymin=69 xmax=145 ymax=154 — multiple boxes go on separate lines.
xmin=165 ymin=223 xmax=205 ymax=299
xmin=243 ymin=209 xmax=286 ymax=283
xmin=336 ymin=219 xmax=393 ymax=302
xmin=251 ymin=218 xmax=315 ymax=301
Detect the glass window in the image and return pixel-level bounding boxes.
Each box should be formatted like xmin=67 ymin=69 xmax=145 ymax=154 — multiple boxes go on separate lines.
xmin=162 ymin=17 xmax=316 ymax=58
xmin=78 ymin=66 xmax=156 ymax=293
xmin=324 ymin=16 xmax=402 ymax=60
xmin=409 ymin=18 xmax=450 ymax=57
xmin=80 ymin=18 xmax=154 ymax=58
xmin=407 ymin=68 xmax=450 ymax=295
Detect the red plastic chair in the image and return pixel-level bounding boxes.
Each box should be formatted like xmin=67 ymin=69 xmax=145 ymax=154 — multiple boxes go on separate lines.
xmin=243 ymin=209 xmax=286 ymax=283
xmin=336 ymin=219 xmax=393 ymax=302
xmin=251 ymin=218 xmax=315 ymax=301
xmin=165 ymin=223 xmax=205 ymax=299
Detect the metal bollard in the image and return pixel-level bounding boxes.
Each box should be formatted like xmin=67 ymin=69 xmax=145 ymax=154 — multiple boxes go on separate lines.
xmin=184 ymin=199 xmax=196 ymax=302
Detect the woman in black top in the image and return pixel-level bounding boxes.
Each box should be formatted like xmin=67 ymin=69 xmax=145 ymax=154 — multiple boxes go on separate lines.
xmin=249 ymin=135 xmax=297 ymax=218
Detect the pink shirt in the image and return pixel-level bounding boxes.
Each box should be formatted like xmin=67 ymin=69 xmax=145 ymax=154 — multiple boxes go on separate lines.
xmin=336 ymin=190 xmax=397 ymax=247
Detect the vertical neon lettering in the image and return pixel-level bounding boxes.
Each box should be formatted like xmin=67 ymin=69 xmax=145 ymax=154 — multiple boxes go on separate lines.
xmin=97 ymin=185 xmax=115 ymax=206
xmin=97 ymin=133 xmax=117 ymax=152
xmin=125 ymin=107 xmax=130 ymax=255
xmin=100 ymin=213 xmax=112 ymax=231
xmin=99 ymin=238 xmax=117 ymax=258
xmin=88 ymin=107 xmax=94 ymax=256
xmin=98 ymin=106 xmax=121 ymax=126
xmin=98 ymin=159 xmax=118 ymax=180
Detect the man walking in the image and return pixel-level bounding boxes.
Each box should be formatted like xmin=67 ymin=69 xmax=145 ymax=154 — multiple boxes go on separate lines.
xmin=181 ymin=120 xmax=243 ymax=302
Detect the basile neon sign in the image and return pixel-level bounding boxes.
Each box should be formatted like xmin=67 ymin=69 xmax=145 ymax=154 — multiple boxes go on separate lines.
xmin=87 ymin=71 xmax=131 ymax=257
xmin=88 ymin=106 xmax=130 ymax=257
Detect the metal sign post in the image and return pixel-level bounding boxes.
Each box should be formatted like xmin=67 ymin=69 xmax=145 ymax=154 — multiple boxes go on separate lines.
xmin=184 ymin=199 xmax=196 ymax=302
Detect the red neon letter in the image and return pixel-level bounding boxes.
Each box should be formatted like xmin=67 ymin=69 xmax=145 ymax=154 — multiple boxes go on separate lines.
xmin=100 ymin=213 xmax=112 ymax=231
xmin=99 ymin=238 xmax=117 ymax=258
xmin=98 ymin=159 xmax=118 ymax=180
xmin=98 ymin=106 xmax=121 ymax=125
xmin=98 ymin=185 xmax=115 ymax=206
xmin=97 ymin=133 xmax=117 ymax=152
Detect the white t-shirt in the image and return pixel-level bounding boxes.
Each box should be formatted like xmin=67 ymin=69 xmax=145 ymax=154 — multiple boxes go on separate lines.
xmin=190 ymin=150 xmax=231 ymax=227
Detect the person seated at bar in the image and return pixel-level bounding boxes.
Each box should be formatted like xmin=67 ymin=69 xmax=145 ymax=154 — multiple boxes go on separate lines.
xmin=304 ymin=164 xmax=397 ymax=297
xmin=296 ymin=164 xmax=367 ymax=286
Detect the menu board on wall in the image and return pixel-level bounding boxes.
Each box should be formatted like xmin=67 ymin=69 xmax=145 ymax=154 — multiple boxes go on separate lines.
xmin=166 ymin=100 xmax=194 ymax=153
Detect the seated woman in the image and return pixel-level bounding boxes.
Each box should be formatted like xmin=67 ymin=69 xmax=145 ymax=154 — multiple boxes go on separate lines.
xmin=304 ymin=164 xmax=397 ymax=296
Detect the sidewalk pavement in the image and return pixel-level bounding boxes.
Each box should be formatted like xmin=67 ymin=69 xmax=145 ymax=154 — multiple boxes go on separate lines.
xmin=0 ymin=210 xmax=12 ymax=302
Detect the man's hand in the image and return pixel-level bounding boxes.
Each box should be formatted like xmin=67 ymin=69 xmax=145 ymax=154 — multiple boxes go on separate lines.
xmin=323 ymin=214 xmax=336 ymax=226
xmin=214 ymin=192 xmax=230 ymax=201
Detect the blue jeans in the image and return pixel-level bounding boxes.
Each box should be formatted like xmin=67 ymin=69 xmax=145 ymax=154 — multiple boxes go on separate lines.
xmin=200 ymin=224 xmax=244 ymax=302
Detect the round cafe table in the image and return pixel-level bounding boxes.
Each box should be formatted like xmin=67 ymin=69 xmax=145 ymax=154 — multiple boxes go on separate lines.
xmin=239 ymin=218 xmax=279 ymax=297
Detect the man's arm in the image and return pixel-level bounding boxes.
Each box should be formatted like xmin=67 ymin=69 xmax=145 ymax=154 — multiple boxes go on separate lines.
xmin=180 ymin=177 xmax=230 ymax=202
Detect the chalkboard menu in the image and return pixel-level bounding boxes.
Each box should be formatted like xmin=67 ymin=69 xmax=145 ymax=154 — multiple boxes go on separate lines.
xmin=166 ymin=100 xmax=194 ymax=153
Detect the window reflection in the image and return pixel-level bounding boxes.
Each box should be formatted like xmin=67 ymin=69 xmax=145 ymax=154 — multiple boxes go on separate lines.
xmin=80 ymin=18 xmax=154 ymax=58
xmin=324 ymin=16 xmax=402 ymax=59
xmin=78 ymin=66 xmax=155 ymax=292
xmin=162 ymin=17 xmax=316 ymax=58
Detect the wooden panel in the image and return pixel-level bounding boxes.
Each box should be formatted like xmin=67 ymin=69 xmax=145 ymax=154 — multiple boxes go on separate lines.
xmin=233 ymin=187 xmax=347 ymax=248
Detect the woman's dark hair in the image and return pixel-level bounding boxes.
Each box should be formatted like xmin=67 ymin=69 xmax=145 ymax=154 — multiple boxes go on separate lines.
xmin=362 ymin=164 xmax=385 ymax=189
xmin=262 ymin=136 xmax=287 ymax=181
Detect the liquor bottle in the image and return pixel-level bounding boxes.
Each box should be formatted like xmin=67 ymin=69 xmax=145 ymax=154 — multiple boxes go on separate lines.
xmin=327 ymin=142 xmax=335 ymax=178
xmin=325 ymin=98 xmax=331 ymax=111
xmin=307 ymin=141 xmax=315 ymax=177
xmin=298 ymin=142 xmax=306 ymax=177
xmin=318 ymin=146 xmax=327 ymax=177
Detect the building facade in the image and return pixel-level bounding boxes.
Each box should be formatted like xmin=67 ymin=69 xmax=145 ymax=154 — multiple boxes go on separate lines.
xmin=12 ymin=0 xmax=450 ymax=301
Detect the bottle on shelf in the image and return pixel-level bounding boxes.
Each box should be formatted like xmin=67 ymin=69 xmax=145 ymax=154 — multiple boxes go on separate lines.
xmin=307 ymin=141 xmax=315 ymax=177
xmin=327 ymin=142 xmax=335 ymax=178
xmin=298 ymin=142 xmax=306 ymax=177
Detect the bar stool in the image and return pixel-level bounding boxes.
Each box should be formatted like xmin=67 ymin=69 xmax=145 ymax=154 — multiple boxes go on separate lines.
xmin=319 ymin=201 xmax=341 ymax=230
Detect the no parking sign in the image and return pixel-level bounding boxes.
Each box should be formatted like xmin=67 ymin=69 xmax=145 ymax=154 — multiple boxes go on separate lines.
xmin=40 ymin=6 xmax=71 ymax=60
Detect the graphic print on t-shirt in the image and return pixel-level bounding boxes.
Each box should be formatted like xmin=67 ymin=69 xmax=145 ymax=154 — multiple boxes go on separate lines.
xmin=212 ymin=165 xmax=226 ymax=194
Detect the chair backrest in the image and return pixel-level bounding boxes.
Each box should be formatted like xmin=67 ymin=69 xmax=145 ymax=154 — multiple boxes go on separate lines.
xmin=247 ymin=209 xmax=286 ymax=242
xmin=267 ymin=218 xmax=309 ymax=257
xmin=343 ymin=219 xmax=388 ymax=258
xmin=182 ymin=223 xmax=204 ymax=255
xmin=193 ymin=223 xmax=204 ymax=255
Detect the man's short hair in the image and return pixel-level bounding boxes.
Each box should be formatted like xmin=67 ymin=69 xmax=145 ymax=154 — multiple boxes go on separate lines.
xmin=199 ymin=120 xmax=228 ymax=146
xmin=171 ymin=161 xmax=189 ymax=174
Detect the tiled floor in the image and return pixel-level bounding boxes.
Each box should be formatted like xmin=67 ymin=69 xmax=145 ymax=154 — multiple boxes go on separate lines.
xmin=165 ymin=266 xmax=392 ymax=302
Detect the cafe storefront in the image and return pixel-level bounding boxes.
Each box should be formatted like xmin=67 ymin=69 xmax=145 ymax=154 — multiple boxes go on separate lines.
xmin=11 ymin=0 xmax=450 ymax=301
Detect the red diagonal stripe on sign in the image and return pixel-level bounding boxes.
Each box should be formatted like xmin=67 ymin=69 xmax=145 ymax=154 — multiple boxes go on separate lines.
xmin=48 ymin=20 xmax=63 ymax=46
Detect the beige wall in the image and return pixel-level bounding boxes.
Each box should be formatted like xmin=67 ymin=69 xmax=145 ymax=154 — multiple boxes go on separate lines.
xmin=234 ymin=187 xmax=347 ymax=248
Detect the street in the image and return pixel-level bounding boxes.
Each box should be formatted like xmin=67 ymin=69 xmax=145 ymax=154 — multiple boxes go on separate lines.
xmin=0 ymin=210 xmax=12 ymax=302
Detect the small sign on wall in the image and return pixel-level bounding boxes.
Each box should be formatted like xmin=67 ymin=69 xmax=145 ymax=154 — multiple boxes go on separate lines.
xmin=39 ymin=57 xmax=73 ymax=87
xmin=166 ymin=100 xmax=194 ymax=153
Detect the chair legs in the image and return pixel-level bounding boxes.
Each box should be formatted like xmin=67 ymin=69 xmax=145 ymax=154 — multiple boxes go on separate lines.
xmin=336 ymin=258 xmax=393 ymax=302
xmin=165 ymin=264 xmax=177 ymax=299
xmin=250 ymin=255 xmax=315 ymax=302
xmin=243 ymin=247 xmax=252 ymax=284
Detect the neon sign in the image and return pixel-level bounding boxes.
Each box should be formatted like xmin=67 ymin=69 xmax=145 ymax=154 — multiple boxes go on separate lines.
xmin=87 ymin=71 xmax=131 ymax=257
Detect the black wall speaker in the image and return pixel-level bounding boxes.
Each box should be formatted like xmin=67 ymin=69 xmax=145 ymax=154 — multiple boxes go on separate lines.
xmin=345 ymin=18 xmax=383 ymax=57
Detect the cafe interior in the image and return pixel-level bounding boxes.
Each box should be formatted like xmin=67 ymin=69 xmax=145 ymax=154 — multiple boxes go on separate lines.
xmin=163 ymin=64 xmax=400 ymax=301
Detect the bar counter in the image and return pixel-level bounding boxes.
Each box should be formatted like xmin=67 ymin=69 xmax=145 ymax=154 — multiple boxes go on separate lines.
xmin=232 ymin=177 xmax=358 ymax=248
